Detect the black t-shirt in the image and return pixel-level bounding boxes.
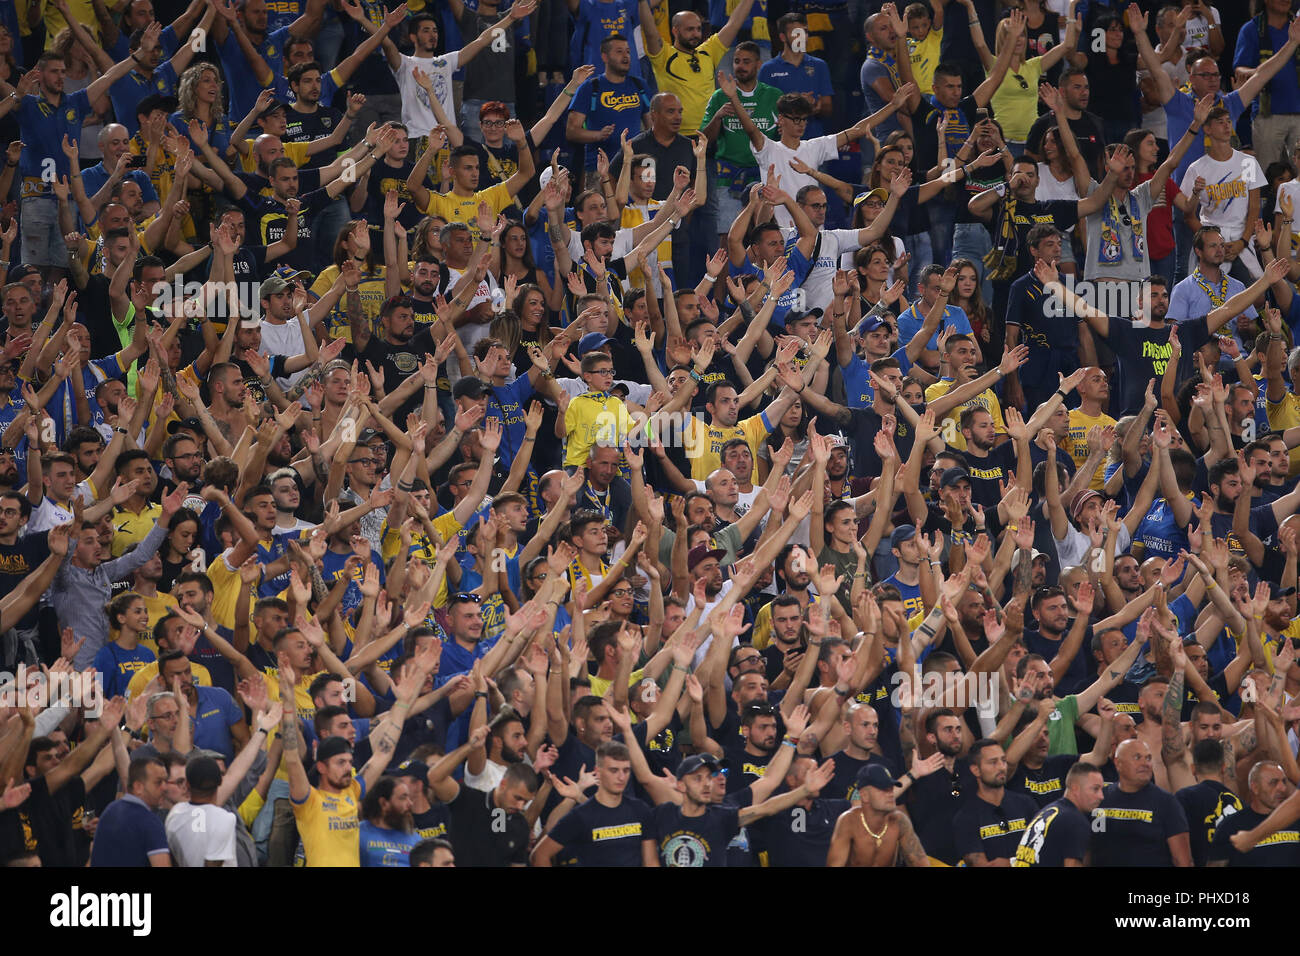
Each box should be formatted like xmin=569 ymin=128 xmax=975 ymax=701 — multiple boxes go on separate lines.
xmin=958 ymin=441 xmax=1017 ymax=512
xmin=448 ymin=783 xmax=530 ymax=866
xmin=844 ymin=405 xmax=915 ymax=480
xmin=363 ymin=159 xmax=422 ymax=233
xmin=1025 ymin=111 xmax=1107 ymax=175
xmin=412 ymin=803 xmax=452 ymax=841
xmin=1103 ymin=319 xmax=1179 ymax=417
xmin=607 ymin=130 xmax=696 ymax=203
xmin=952 ymin=790 xmax=1041 ymax=863
xmin=0 ymin=532 xmax=49 ymax=632
xmin=906 ymin=760 xmax=977 ymax=866
xmin=1012 ymin=796 xmax=1092 ymax=866
xmin=347 ymin=336 xmax=424 ymax=404
xmin=747 ymin=794 xmax=851 ymax=867
xmin=722 ymin=744 xmax=774 ymax=796
xmin=284 ymin=105 xmax=343 ymax=170
xmin=984 ymin=196 xmax=1080 ymax=287
xmin=1008 ymin=753 xmax=1077 ymax=808
xmin=546 ymin=794 xmax=654 ymax=866
xmin=1091 ymin=781 xmax=1189 ymax=866
xmin=1176 ymin=779 xmax=1244 ymax=868
xmin=652 ymin=802 xmax=741 ymax=867
xmin=1023 ymin=622 xmax=1093 ymax=698
xmin=0 ymin=775 xmax=88 ymax=867
xmin=545 ymin=733 xmax=598 ymax=818
xmin=1209 ymin=806 xmax=1300 ymax=867
xmin=824 ymin=750 xmax=897 ymax=803
xmin=231 ymin=169 xmax=327 ymax=273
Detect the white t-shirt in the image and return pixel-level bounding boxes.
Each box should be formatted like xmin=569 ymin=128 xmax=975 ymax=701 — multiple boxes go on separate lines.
xmin=259 ymin=318 xmax=308 ymax=389
xmin=392 ymin=51 xmax=462 ymax=138
xmin=565 ymin=227 xmax=635 ymax=265
xmin=558 ymin=376 xmax=651 ymax=405
xmin=1180 ymin=150 xmax=1264 ymax=242
xmin=1277 ymin=179 xmax=1300 ymax=253
xmin=753 ymin=134 xmax=840 ymax=228
xmin=784 ymin=226 xmax=861 ymax=312
xmin=690 ymin=479 xmax=760 ymax=517
xmin=165 ymin=802 xmax=238 ymax=867
xmin=1035 ymin=163 xmax=1082 ymax=201
xmin=1054 ymin=522 xmax=1132 ymax=569
xmin=1181 ymin=7 xmax=1221 ymax=55
xmin=27 ymin=482 xmax=95 ymax=534
xmin=444 ymin=265 xmax=500 ymax=351
xmin=686 ymin=578 xmax=736 ymax=669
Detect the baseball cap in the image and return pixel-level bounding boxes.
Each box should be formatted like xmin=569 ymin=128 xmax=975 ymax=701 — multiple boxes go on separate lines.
xmin=539 ymin=166 xmax=555 ymax=191
xmin=1010 ymin=548 xmax=1047 ymax=569
xmin=857 ymin=314 xmax=894 ymax=335
xmin=316 ymin=736 xmax=353 ymax=764
xmin=8 ymin=264 xmax=40 ymax=283
xmin=479 ymin=101 xmax=509 ymax=120
xmin=853 ymin=187 xmax=890 ymax=208
xmin=687 ymin=543 xmax=726 ymax=572
xmin=167 ymin=416 xmax=205 ymax=436
xmin=358 ymin=427 xmax=382 ymax=445
xmin=259 ymin=274 xmax=291 ymax=299
xmin=272 ymin=265 xmax=310 ymax=282
xmin=452 ymin=377 xmax=488 ymax=401
xmin=577 ymin=332 xmax=613 ymax=356
xmin=856 ymin=763 xmax=898 ymax=791
xmin=387 ymin=760 xmax=430 ymax=782
xmin=185 ymin=755 xmax=223 ymax=792
xmin=1070 ymin=489 xmax=1101 ymax=521
xmin=890 ymin=524 xmax=917 ymax=549
xmin=784 ymin=307 xmax=824 ymax=325
xmin=258 ymin=98 xmax=289 ymax=119
xmin=677 ymin=753 xmax=722 ymax=777
xmin=939 ymin=466 xmax=971 ymax=489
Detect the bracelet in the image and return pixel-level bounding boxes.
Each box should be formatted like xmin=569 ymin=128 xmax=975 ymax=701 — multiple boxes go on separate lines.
xmin=796 ymin=382 xmax=806 ymax=394
xmin=903 ymin=771 xmax=915 ymax=783
xmin=115 ymin=426 xmax=128 ymax=435
xmin=522 ymin=435 xmax=535 ymax=442
xmin=1205 ymin=579 xmax=1217 ymax=591
xmin=423 ymin=384 xmax=437 ymax=390
xmin=473 ymin=690 xmax=489 ymax=700
xmin=781 ymin=738 xmax=798 ymax=750
xmin=672 ymin=664 xmax=691 ymax=674
xmin=929 ymin=560 xmax=942 ymax=568
xmin=1055 ymin=389 xmax=1067 ymax=400
xmin=345 ymin=285 xmax=359 ymax=293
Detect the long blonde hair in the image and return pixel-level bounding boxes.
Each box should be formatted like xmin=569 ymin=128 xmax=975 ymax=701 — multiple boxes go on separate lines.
xmin=177 ymin=63 xmax=224 ymax=119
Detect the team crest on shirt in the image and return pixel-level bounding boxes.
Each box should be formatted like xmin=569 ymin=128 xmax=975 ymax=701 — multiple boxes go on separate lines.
xmin=66 ymin=110 xmax=76 ymax=121
xmin=805 ymin=65 xmax=815 ymax=76
xmin=662 ymin=832 xmax=708 ymax=866
xmin=322 ymin=117 xmax=333 ymax=128
xmin=156 ymin=79 xmax=167 ymax=91
xmin=267 ymin=46 xmax=277 ymax=57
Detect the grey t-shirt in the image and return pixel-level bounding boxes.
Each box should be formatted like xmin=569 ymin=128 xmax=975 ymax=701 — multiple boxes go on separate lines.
xmin=458 ymin=9 xmax=515 ymax=102
xmin=1083 ymin=179 xmax=1156 ymax=283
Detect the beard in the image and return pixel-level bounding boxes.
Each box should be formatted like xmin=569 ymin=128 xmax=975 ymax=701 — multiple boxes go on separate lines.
xmin=500 ymin=743 xmax=524 ymax=764
xmin=385 ymin=809 xmax=415 ymax=833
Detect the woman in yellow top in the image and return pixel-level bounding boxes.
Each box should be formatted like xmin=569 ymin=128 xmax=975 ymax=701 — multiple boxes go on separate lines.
xmin=309 ymin=220 xmax=393 ymax=343
xmin=977 ymin=6 xmax=1080 ymax=153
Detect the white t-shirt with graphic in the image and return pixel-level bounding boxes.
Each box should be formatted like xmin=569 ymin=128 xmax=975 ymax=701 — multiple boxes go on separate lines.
xmin=1180 ymin=150 xmax=1264 ymax=242
xmin=393 ymin=51 xmax=463 ymax=138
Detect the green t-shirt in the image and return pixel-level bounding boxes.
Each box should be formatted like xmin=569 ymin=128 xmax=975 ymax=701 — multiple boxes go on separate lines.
xmin=1047 ymin=694 xmax=1080 ymax=757
xmin=701 ymin=81 xmax=782 ymax=178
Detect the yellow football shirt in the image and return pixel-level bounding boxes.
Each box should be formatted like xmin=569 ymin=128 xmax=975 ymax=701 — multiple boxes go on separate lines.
xmin=683 ymin=412 xmax=770 ymax=481
xmin=1067 ymin=409 xmax=1117 ymax=491
xmin=292 ymin=779 xmax=364 ymax=867
xmin=422 ymin=182 xmax=514 ymax=240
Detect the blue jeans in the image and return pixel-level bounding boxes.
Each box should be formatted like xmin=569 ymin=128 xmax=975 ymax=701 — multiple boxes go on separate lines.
xmin=927 ymin=198 xmax=957 ymax=271
xmin=902 ymin=232 xmax=932 ymax=298
xmin=952 ymin=221 xmax=993 ymax=305
xmin=1150 ymin=250 xmax=1175 ymax=288
xmin=314 ymin=14 xmax=344 ymax=72
xmin=1173 ymin=214 xmax=1192 ymax=284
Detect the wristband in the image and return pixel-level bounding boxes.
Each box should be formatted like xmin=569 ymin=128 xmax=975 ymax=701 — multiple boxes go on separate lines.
xmin=701 ymin=274 xmax=716 ymax=285
xmin=689 ymin=367 xmax=703 ymax=383
xmin=473 ymin=690 xmax=489 ymax=699
xmin=781 ymin=737 xmax=798 ymax=750
xmin=115 ymin=426 xmax=128 ymax=435
xmin=903 ymin=771 xmax=915 ymax=783
xmin=672 ymin=664 xmax=691 ymax=674
xmin=1055 ymin=389 xmax=1067 ymax=400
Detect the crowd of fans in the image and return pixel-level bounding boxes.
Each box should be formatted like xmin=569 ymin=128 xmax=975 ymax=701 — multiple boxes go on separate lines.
xmin=3 ymin=0 xmax=1300 ymax=869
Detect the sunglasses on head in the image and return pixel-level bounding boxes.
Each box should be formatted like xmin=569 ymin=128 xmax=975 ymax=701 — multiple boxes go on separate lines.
xmin=455 ymin=592 xmax=482 ymax=604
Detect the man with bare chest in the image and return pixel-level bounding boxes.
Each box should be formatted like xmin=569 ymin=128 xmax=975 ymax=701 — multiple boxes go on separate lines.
xmin=826 ymin=765 xmax=928 ymax=866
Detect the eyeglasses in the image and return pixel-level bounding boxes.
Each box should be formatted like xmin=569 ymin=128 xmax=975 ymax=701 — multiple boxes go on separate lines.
xmin=782 ymin=115 xmax=809 ymax=125
xmin=589 ymin=368 xmax=615 ymax=376
xmin=1191 ymin=71 xmax=1220 ymax=78
xmin=171 ymin=452 xmax=202 ymax=460
xmin=610 ymin=587 xmax=635 ymax=598
xmin=863 ymin=199 xmax=884 ymax=208
xmin=481 ymin=119 xmax=507 ymax=129
xmin=349 ymin=457 xmax=376 ymax=467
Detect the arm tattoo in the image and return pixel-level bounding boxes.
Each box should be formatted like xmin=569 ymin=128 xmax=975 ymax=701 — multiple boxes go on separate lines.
xmin=309 ymin=564 xmax=329 ymax=603
xmin=1014 ymin=547 xmax=1033 ymax=595
xmin=285 ymin=362 xmax=326 ymax=402
xmin=280 ymin=699 xmax=299 ymax=753
xmin=898 ymin=815 xmax=927 ymax=867
xmin=1160 ymin=668 xmax=1185 ymax=760
xmin=159 ymin=359 xmax=182 ymax=402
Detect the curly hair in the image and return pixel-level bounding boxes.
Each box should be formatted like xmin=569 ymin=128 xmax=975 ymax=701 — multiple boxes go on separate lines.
xmin=177 ymin=62 xmax=224 ymax=120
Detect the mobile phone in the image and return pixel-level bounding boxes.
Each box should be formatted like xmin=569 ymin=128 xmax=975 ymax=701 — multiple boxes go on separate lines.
xmin=976 ymin=107 xmax=989 ymax=120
